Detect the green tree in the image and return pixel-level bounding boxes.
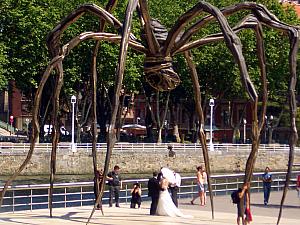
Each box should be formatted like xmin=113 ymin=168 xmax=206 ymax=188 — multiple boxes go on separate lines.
xmin=1 ymin=0 xmax=299 ymax=142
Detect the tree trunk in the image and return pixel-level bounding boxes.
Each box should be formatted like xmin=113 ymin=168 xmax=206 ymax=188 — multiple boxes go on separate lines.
xmin=170 ymin=101 xmax=181 ymax=142
xmin=157 ymin=127 xmax=162 ymax=143
xmin=173 ymin=125 xmax=180 ymax=142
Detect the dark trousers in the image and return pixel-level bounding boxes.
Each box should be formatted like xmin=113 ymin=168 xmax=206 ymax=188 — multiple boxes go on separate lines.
xmin=263 ymin=183 xmax=271 ymax=204
xmin=109 ymin=185 xmax=120 ymax=206
xmin=169 ymin=186 xmax=179 ymax=207
xmin=150 ymin=196 xmax=159 ymax=215
xmin=130 ymin=198 xmax=141 ymax=208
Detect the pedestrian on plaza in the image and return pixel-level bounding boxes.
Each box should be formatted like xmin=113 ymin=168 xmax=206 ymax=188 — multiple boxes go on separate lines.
xmin=107 ymin=165 xmax=122 ymax=207
xmin=93 ymin=169 xmax=104 ymax=210
xmin=237 ymin=182 xmax=251 ymax=225
xmin=191 ymin=165 xmax=205 ymax=206
xmin=297 ymin=174 xmax=300 ymax=198
xmin=202 ymin=166 xmax=208 ymax=205
xmin=169 ymin=171 xmax=181 ymax=207
xmin=130 ymin=182 xmax=142 ymax=209
xmin=262 ymin=166 xmax=272 ymax=205
xmin=148 ymin=171 xmax=160 ymax=215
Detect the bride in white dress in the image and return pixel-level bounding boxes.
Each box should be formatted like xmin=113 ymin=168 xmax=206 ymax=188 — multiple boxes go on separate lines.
xmin=156 ymin=178 xmax=193 ymax=218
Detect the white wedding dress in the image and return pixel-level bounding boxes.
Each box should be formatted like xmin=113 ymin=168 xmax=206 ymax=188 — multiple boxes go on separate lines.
xmin=156 ymin=189 xmax=193 ymax=218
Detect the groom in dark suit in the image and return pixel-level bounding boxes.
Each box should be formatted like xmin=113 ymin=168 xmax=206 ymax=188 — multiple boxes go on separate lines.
xmin=148 ymin=171 xmax=160 ymax=215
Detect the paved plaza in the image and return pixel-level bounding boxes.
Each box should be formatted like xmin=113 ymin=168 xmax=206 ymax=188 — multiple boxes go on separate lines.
xmin=0 ymin=191 xmax=299 ymax=225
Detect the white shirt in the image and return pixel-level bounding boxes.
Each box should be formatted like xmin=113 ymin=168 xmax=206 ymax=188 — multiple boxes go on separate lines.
xmin=174 ymin=173 xmax=181 ymax=187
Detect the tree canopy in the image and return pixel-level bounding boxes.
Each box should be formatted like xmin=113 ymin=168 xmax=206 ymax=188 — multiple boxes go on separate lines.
xmin=0 ymin=0 xmax=299 ymax=131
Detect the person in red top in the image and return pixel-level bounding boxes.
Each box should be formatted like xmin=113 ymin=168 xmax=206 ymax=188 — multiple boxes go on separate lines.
xmin=237 ymin=183 xmax=251 ymax=225
xmin=297 ymin=174 xmax=300 ymax=198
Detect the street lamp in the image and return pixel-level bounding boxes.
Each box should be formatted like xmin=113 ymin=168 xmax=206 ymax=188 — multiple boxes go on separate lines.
xmin=25 ymin=118 xmax=30 ymax=138
xmin=243 ymin=118 xmax=247 ymax=144
xmin=209 ymin=99 xmax=214 ymax=151
xmin=268 ymin=115 xmax=273 ymax=144
xmin=264 ymin=115 xmax=274 ymax=144
xmin=136 ymin=117 xmax=141 ymax=125
xmin=164 ymin=120 xmax=168 ymax=143
xmin=71 ymin=95 xmax=77 ymax=153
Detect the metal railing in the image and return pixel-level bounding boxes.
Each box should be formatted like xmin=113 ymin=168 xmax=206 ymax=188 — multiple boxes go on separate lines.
xmin=0 ymin=142 xmax=298 ymax=154
xmin=0 ymin=120 xmax=14 ymax=133
xmin=0 ymin=171 xmax=298 ymax=213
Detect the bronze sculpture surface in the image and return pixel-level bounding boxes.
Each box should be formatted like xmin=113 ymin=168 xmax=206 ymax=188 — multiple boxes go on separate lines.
xmin=0 ymin=1 xmax=298 ymax=224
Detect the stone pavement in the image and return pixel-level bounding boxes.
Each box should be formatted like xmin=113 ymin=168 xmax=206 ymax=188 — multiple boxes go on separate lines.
xmin=0 ymin=191 xmax=299 ymax=225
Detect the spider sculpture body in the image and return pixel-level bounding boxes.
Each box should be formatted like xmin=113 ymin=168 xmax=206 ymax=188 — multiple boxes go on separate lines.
xmin=0 ymin=1 xmax=299 ymax=224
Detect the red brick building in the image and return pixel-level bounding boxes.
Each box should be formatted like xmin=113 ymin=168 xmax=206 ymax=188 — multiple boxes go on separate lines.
xmin=0 ymin=81 xmax=31 ymax=131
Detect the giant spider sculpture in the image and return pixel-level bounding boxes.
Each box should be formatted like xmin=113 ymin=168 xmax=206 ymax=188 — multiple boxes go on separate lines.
xmin=0 ymin=1 xmax=299 ymax=224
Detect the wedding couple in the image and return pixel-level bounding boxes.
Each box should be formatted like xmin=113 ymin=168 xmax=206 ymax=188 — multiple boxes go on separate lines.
xmin=148 ymin=170 xmax=192 ymax=218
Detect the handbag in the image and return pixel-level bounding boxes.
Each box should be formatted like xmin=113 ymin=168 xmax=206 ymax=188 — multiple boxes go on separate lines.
xmin=245 ymin=208 xmax=253 ymax=222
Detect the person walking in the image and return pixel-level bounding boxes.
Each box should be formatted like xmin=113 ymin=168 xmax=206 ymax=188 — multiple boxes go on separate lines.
xmin=202 ymin=167 xmax=208 ymax=205
xmin=148 ymin=171 xmax=160 ymax=215
xmin=191 ymin=166 xmax=205 ymax=206
xmin=262 ymin=166 xmax=272 ymax=205
xmin=107 ymin=165 xmax=122 ymax=207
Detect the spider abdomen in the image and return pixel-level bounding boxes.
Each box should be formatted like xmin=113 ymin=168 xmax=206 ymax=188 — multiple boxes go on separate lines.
xmin=144 ymin=56 xmax=181 ymax=91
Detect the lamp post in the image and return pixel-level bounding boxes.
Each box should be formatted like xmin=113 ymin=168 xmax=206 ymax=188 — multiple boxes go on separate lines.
xmin=136 ymin=117 xmax=141 ymax=125
xmin=164 ymin=120 xmax=168 ymax=143
xmin=264 ymin=115 xmax=273 ymax=144
xmin=243 ymin=118 xmax=247 ymax=144
xmin=25 ymin=118 xmax=30 ymax=138
xmin=71 ymin=95 xmax=77 ymax=153
xmin=268 ymin=115 xmax=273 ymax=144
xmin=209 ymin=99 xmax=214 ymax=151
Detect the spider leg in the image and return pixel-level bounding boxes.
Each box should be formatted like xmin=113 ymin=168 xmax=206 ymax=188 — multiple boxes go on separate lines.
xmin=49 ymin=63 xmax=64 ymax=218
xmin=175 ymin=3 xmax=295 ymax=51
xmin=179 ymin=15 xmax=268 ymax=182
xmin=277 ymin=28 xmax=299 ymax=225
xmin=91 ymin=0 xmax=119 ymax=216
xmin=0 ymin=5 xmax=144 ymax=210
xmin=0 ymin=55 xmax=63 ymax=207
xmin=166 ymin=1 xmax=258 ymax=219
xmin=164 ymin=1 xmax=257 ymax=101
xmin=175 ymin=3 xmax=299 ymax=223
xmin=176 ymin=15 xmax=268 ymax=125
xmin=137 ymin=0 xmax=160 ymax=54
xmin=46 ymin=3 xmax=138 ymax=56
xmin=184 ymin=50 xmax=215 ymax=219
xmin=86 ymin=0 xmax=139 ymax=224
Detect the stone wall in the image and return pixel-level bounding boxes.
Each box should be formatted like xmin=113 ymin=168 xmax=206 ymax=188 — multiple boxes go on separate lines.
xmin=0 ymin=150 xmax=299 ymax=175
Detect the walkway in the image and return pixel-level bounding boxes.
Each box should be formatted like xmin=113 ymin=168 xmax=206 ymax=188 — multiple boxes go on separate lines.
xmin=0 ymin=191 xmax=299 ymax=225
xmin=0 ymin=127 xmax=10 ymax=136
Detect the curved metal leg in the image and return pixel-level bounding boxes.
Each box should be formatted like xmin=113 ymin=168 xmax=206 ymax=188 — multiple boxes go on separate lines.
xmin=47 ymin=3 xmax=123 ymax=56
xmin=0 ymin=56 xmax=63 ymax=207
xmin=181 ymin=14 xmax=269 ymax=218
xmin=90 ymin=0 xmax=118 ymax=216
xmin=49 ymin=63 xmax=64 ymax=217
xmin=86 ymin=0 xmax=139 ymax=224
xmin=172 ymin=3 xmax=298 ymax=222
xmin=184 ymin=50 xmax=214 ymax=219
xmin=277 ymin=29 xmax=299 ymax=225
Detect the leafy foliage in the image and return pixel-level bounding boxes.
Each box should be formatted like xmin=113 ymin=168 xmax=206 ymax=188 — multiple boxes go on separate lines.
xmin=0 ymin=0 xmax=299 ymax=133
